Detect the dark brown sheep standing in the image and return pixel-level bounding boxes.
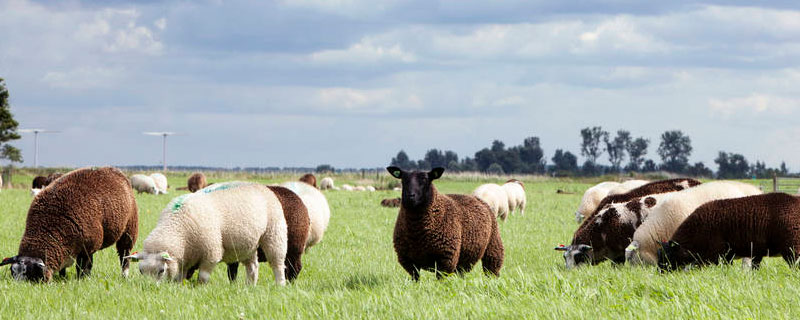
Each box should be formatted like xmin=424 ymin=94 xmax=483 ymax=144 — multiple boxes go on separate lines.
xmin=557 ymin=178 xmax=702 ymax=267
xmin=299 ymin=174 xmax=317 ymax=189
xmin=187 ymin=172 xmax=207 ymax=192
xmin=659 ymin=193 xmax=800 ymax=271
xmin=31 ymin=176 xmax=47 ymax=189
xmin=381 ymin=198 xmax=401 ymax=208
xmin=387 ymin=166 xmax=504 ymax=280
xmin=0 ymin=167 xmax=138 ymax=282
xmin=222 ymin=186 xmax=311 ymax=282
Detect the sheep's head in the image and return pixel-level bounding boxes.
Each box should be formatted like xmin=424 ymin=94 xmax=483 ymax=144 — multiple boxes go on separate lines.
xmin=126 ymin=251 xmax=178 ymax=281
xmin=657 ymin=240 xmax=689 ymax=272
xmin=386 ymin=166 xmax=444 ymax=210
xmin=0 ymin=256 xmax=51 ymax=282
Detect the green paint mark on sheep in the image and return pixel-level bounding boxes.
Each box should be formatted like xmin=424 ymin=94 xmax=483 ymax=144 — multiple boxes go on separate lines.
xmin=169 ymin=182 xmax=253 ymax=213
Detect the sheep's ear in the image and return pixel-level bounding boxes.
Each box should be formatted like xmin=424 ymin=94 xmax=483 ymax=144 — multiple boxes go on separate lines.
xmin=160 ymin=253 xmax=175 ymax=262
xmin=429 ymin=167 xmax=445 ymax=180
xmin=386 ymin=166 xmax=403 ymax=179
xmin=644 ymin=197 xmax=657 ymax=208
xmin=578 ymin=244 xmax=592 ymax=252
xmin=0 ymin=256 xmax=18 ymax=266
xmin=554 ymin=245 xmax=569 ymax=251
xmin=124 ymin=252 xmax=141 ymax=262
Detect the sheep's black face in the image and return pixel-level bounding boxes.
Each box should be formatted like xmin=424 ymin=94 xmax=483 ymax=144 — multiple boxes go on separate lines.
xmin=657 ymin=240 xmax=683 ymax=272
xmin=1 ymin=256 xmax=48 ymax=282
xmin=386 ymin=166 xmax=444 ymax=210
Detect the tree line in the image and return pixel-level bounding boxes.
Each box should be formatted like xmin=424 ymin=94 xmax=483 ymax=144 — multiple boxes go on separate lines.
xmin=390 ymin=127 xmax=795 ymax=179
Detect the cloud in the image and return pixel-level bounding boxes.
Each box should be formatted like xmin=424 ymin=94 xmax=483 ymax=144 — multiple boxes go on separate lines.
xmin=310 ymin=39 xmax=417 ymax=65
xmin=75 ymin=8 xmax=165 ymax=55
xmin=709 ymin=94 xmax=799 ymax=117
xmin=41 ymin=66 xmax=124 ymax=89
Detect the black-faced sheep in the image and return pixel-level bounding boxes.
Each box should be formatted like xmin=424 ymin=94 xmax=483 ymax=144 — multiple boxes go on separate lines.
xmin=31 ymin=176 xmax=47 ymax=189
xmin=659 ymin=193 xmax=800 ymax=271
xmin=1 ymin=167 xmax=138 ymax=282
xmin=299 ymin=173 xmax=317 ymax=188
xmin=387 ymin=166 xmax=504 ymax=280
xmin=187 ymin=172 xmax=207 ymax=192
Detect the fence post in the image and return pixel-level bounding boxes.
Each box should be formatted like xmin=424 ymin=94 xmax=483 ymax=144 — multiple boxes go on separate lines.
xmin=773 ymin=174 xmax=778 ymax=192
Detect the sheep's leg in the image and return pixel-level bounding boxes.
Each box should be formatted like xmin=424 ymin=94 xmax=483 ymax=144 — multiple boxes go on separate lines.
xmin=481 ymin=224 xmax=505 ymax=277
xmin=76 ymin=253 xmax=93 ymax=278
xmin=58 ymin=268 xmax=66 ymax=278
xmin=519 ymin=200 xmax=526 ymax=216
xmin=197 ymin=263 xmax=215 ymax=284
xmin=397 ymin=256 xmax=420 ymax=281
xmin=185 ymin=263 xmax=199 ymax=280
xmin=260 ymin=239 xmax=287 ymax=286
xmin=284 ymin=242 xmax=304 ymax=282
xmin=117 ymin=215 xmax=138 ymax=278
xmin=750 ymin=256 xmax=763 ymax=270
xmin=434 ymin=254 xmax=458 ymax=280
xmin=226 ymin=262 xmax=239 ymax=282
xmin=244 ymin=253 xmax=259 ymax=285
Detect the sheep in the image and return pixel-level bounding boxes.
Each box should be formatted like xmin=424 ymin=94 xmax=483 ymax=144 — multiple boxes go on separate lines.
xmin=280 ymin=181 xmax=331 ymax=249
xmin=366 ymin=186 xmax=376 ymax=192
xmin=127 ymin=182 xmax=289 ymax=285
xmin=608 ymin=180 xmax=650 ymax=196
xmin=299 ymin=173 xmax=317 ymax=188
xmin=0 ymin=173 xmax=3 ymax=191
xmin=557 ymin=178 xmax=702 ymax=268
xmin=130 ymin=174 xmax=158 ymax=194
xmin=44 ymin=173 xmax=63 ymax=185
xmin=0 ymin=167 xmax=138 ymax=282
xmin=625 ymin=181 xmax=763 ymax=266
xmin=187 ymin=172 xmax=207 ymax=192
xmin=342 ymin=184 xmax=354 ymax=191
xmin=320 ymin=177 xmax=335 ymax=190
xmin=659 ymin=193 xmax=800 ymax=271
xmin=502 ymin=179 xmax=526 ymax=216
xmin=381 ymin=198 xmax=401 ymax=208
xmin=387 ymin=166 xmax=504 ymax=280
xmin=574 ymin=182 xmax=621 ymax=223
xmin=32 ymin=176 xmax=47 ymax=189
xmin=149 ymin=173 xmax=168 ymax=194
xmin=473 ymin=183 xmax=509 ymax=220
xmin=354 ymin=186 xmax=366 ymax=191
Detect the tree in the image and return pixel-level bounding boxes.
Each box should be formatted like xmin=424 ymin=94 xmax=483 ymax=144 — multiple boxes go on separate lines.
xmin=551 ymin=149 xmax=578 ymax=174
xmin=0 ymin=78 xmax=22 ymax=163
xmin=657 ymin=130 xmax=692 ymax=173
xmin=519 ymin=136 xmax=546 ymax=173
xmin=580 ymin=127 xmax=608 ymax=174
xmin=444 ymin=151 xmax=459 ymax=169
xmin=780 ymin=162 xmax=789 ymax=176
xmin=390 ymin=150 xmax=416 ymax=169
xmin=625 ymin=137 xmax=649 ymax=172
xmin=642 ymin=159 xmax=657 ymax=172
xmin=687 ymin=162 xmax=713 ymax=178
xmin=474 ymin=148 xmax=497 ymax=172
xmin=604 ymin=130 xmax=629 ymax=172
xmin=315 ymin=164 xmax=335 ymax=173
xmin=424 ymin=149 xmax=447 ymax=169
xmin=714 ymin=151 xmax=749 ymax=179
xmin=486 ymin=163 xmax=504 ymax=175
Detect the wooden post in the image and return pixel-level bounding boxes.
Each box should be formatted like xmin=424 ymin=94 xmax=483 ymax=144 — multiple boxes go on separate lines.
xmin=773 ymin=174 xmax=778 ymax=192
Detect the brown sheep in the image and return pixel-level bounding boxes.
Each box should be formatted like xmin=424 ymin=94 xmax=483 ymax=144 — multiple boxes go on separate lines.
xmin=187 ymin=172 xmax=207 ymax=192
xmin=659 ymin=193 xmax=800 ymax=271
xmin=387 ymin=166 xmax=504 ymax=280
xmin=44 ymin=172 xmax=63 ymax=186
xmin=31 ymin=176 xmax=47 ymax=189
xmin=557 ymin=178 xmax=702 ymax=267
xmin=0 ymin=167 xmax=138 ymax=282
xmin=222 ymin=186 xmax=311 ymax=282
xmin=299 ymin=173 xmax=317 ymax=189
xmin=381 ymin=198 xmax=401 ymax=208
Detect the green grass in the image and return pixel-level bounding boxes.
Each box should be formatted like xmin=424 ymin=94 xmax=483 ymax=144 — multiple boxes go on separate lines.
xmin=0 ymin=174 xmax=795 ymax=319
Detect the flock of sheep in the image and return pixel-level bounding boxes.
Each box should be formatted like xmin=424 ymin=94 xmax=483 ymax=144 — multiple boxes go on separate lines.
xmin=558 ymin=178 xmax=800 ymax=271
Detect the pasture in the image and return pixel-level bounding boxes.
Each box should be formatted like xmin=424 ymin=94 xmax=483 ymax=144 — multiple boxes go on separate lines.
xmin=0 ymin=172 xmax=798 ymax=319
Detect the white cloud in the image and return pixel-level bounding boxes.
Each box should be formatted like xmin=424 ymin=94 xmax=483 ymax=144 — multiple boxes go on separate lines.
xmin=74 ymin=9 xmax=164 ymax=55
xmin=154 ymin=18 xmax=167 ymax=31
xmin=41 ymin=66 xmax=124 ymax=89
xmin=310 ymin=39 xmax=416 ymax=65
xmin=314 ymin=87 xmax=423 ymax=112
xmin=709 ymin=94 xmax=799 ymax=117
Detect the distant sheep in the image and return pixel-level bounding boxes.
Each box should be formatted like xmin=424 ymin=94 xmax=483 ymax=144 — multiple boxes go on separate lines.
xmin=626 ymin=181 xmax=763 ymax=266
xmin=32 ymin=176 xmax=47 ymax=189
xmin=366 ymin=186 xmax=376 ymax=192
xmin=502 ymin=179 xmax=526 ymax=216
xmin=381 ymin=198 xmax=401 ymax=208
xmin=187 ymin=172 xmax=208 ymax=193
xmin=342 ymin=184 xmax=354 ymax=191
xmin=1 ymin=167 xmax=138 ymax=282
xmin=299 ymin=174 xmax=317 ymax=188
xmin=354 ymin=186 xmax=366 ymax=191
xmin=387 ymin=166 xmax=503 ymax=280
xmin=320 ymin=177 xmax=334 ymax=190
xmin=128 ymin=182 xmax=288 ymax=285
xmin=130 ymin=174 xmax=158 ymax=194
xmin=659 ymin=193 xmax=800 ymax=271
xmin=150 ymin=173 xmax=168 ymax=194
xmin=473 ymin=183 xmax=509 ymax=220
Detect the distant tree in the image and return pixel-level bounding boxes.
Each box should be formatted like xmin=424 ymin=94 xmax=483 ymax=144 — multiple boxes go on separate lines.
xmin=424 ymin=149 xmax=447 ymax=169
xmin=390 ymin=150 xmax=416 ymax=169
xmin=780 ymin=162 xmax=789 ymax=176
xmin=714 ymin=151 xmax=749 ymax=179
xmin=486 ymin=163 xmax=505 ymax=175
xmin=625 ymin=137 xmax=649 ymax=172
xmin=605 ymin=130 xmax=629 ymax=172
xmin=519 ymin=136 xmax=546 ymax=173
xmin=444 ymin=151 xmax=459 ymax=169
xmin=474 ymin=148 xmax=497 ymax=172
xmin=459 ymin=157 xmax=478 ymax=172
xmin=657 ymin=130 xmax=692 ymax=173
xmin=551 ymin=149 xmax=578 ymax=174
xmin=416 ymin=159 xmax=431 ymax=170
xmin=580 ymin=127 xmax=608 ymax=174
xmin=642 ymin=159 xmax=657 ymax=172
xmin=581 ymin=160 xmax=598 ymax=176
xmin=315 ymin=164 xmax=335 ymax=173
xmin=491 ymin=140 xmax=505 ymax=153
xmin=687 ymin=162 xmax=713 ymax=178
xmin=0 ymin=78 xmax=22 ymax=163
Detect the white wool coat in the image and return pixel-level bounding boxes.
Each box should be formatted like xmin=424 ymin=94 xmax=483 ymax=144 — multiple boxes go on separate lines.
xmin=281 ymin=181 xmax=331 ymax=249
xmin=575 ymin=182 xmax=621 ymax=222
xmin=320 ymin=177 xmax=335 ymax=190
xmin=608 ymin=180 xmax=650 ymax=196
xmin=140 ymin=182 xmax=288 ymax=285
xmin=473 ymin=183 xmax=509 ymax=221
xmin=149 ymin=173 xmax=168 ymax=194
xmin=131 ymin=174 xmax=158 ymax=194
xmin=501 ymin=181 xmax=526 ymax=216
xmin=626 ymin=181 xmax=763 ymax=266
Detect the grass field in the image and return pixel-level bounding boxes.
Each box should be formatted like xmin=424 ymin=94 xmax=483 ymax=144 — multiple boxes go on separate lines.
xmin=0 ymin=172 xmax=798 ymax=319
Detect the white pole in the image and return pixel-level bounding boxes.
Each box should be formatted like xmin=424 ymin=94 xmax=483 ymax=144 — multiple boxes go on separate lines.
xmin=162 ymin=134 xmax=167 ymax=172
xmin=34 ymin=131 xmax=39 ymax=168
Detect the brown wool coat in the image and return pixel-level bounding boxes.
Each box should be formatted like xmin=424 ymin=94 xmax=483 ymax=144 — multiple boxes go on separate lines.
xmin=267 ymin=186 xmax=310 ymax=281
xmin=187 ymin=172 xmax=207 ymax=192
xmin=299 ymin=174 xmax=317 ymax=189
xmin=394 ymin=187 xmax=503 ymax=279
xmin=18 ymin=167 xmax=138 ymax=278
xmin=381 ymin=198 xmax=401 ymax=208
xmin=667 ymin=193 xmax=800 ymax=267
xmin=44 ymin=173 xmax=63 ymax=186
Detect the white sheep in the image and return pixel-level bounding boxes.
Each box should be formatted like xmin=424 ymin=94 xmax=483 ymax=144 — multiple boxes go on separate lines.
xmin=0 ymin=174 xmax=2 ymax=192
xmin=625 ymin=181 xmax=763 ymax=266
xmin=320 ymin=177 xmax=335 ymax=190
xmin=608 ymin=180 xmax=649 ymax=196
xmin=149 ymin=173 xmax=168 ymax=194
xmin=366 ymin=186 xmax=376 ymax=192
xmin=127 ymin=182 xmax=289 ymax=285
xmin=575 ymin=182 xmax=620 ymax=223
xmin=354 ymin=186 xmax=366 ymax=191
xmin=130 ymin=174 xmax=158 ymax=194
xmin=281 ymin=181 xmax=331 ymax=249
xmin=341 ymin=184 xmax=354 ymax=191
xmin=473 ymin=183 xmax=510 ymax=221
xmin=502 ymin=180 xmax=526 ymax=216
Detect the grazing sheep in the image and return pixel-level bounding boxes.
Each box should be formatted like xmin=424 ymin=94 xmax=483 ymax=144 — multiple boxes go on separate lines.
xmin=187 ymin=172 xmax=207 ymax=193
xmin=575 ymin=182 xmax=621 ymax=223
xmin=558 ymin=178 xmax=702 ymax=268
xmin=381 ymin=198 xmax=401 ymax=208
xmin=502 ymin=179 xmax=526 ymax=216
xmin=127 ymin=182 xmax=288 ymax=285
xmin=342 ymin=184 xmax=354 ymax=191
xmin=473 ymin=183 xmax=509 ymax=220
xmin=281 ymin=181 xmax=331 ymax=249
xmin=299 ymin=173 xmax=317 ymax=188
xmin=626 ymin=181 xmax=762 ymax=266
xmin=608 ymin=180 xmax=650 ymax=196
xmin=366 ymin=186 xmax=376 ymax=192
xmin=32 ymin=176 xmax=47 ymax=189
xmin=0 ymin=174 xmax=2 ymax=191
xmin=320 ymin=177 xmax=335 ymax=190
xmin=44 ymin=173 xmax=63 ymax=186
xmin=130 ymin=174 xmax=158 ymax=194
xmin=0 ymin=167 xmax=138 ymax=282
xmin=149 ymin=173 xmax=168 ymax=194
xmin=387 ymin=166 xmax=504 ymax=280
xmin=659 ymin=193 xmax=800 ymax=271
xmin=354 ymin=186 xmax=366 ymax=191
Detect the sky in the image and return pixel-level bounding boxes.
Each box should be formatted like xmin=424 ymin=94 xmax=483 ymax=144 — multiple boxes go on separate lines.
xmin=1 ymin=0 xmax=800 ymax=170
